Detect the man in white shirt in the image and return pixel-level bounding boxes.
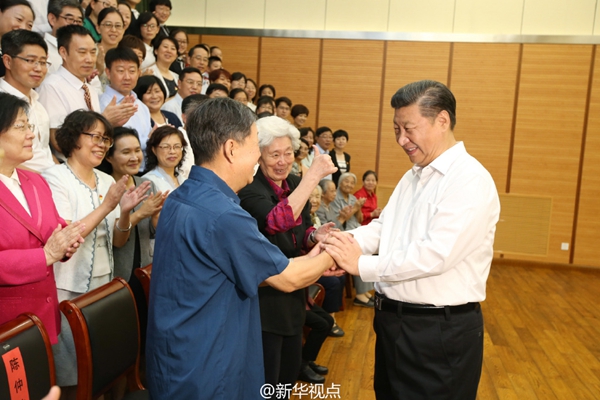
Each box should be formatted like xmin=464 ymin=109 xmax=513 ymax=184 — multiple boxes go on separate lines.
xmin=187 ymin=44 xmax=209 ymax=94
xmin=161 ymin=66 xmax=202 ymax=125
xmin=325 ymin=80 xmax=501 ymax=400
xmin=100 ymin=47 xmax=151 ymax=158
xmin=0 ymin=29 xmax=54 ymax=172
xmin=44 ymin=0 xmax=84 ymax=74
xmin=38 ymin=25 xmax=137 ymax=158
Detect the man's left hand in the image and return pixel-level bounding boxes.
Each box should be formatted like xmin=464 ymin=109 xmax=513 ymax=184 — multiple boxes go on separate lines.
xmin=324 ymin=231 xmax=362 ymax=275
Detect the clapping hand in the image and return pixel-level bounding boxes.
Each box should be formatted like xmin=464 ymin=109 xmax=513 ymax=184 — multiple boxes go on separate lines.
xmin=43 ymin=221 xmax=85 ymax=265
xmin=120 ymin=180 xmax=151 ymax=213
xmin=102 ymin=95 xmax=138 ymax=127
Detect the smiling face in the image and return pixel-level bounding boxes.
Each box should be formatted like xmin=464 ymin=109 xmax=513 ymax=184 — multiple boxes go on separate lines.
xmin=0 ymin=5 xmax=34 ymax=36
xmin=295 ymin=140 xmax=308 ymax=161
xmin=178 ymin=71 xmax=202 ymax=98
xmin=339 ymin=176 xmax=356 ymax=195
xmin=294 ymin=113 xmax=307 ymax=128
xmin=190 ymin=47 xmax=208 ymax=72
xmin=116 ymin=4 xmax=131 ymax=30
xmin=0 ymin=109 xmax=34 ymax=169
xmin=142 ymin=83 xmax=165 ymax=113
xmin=107 ymin=134 xmax=143 ymax=176
xmin=321 ymin=181 xmax=336 ymax=204
xmin=245 ymin=80 xmax=256 ymax=101
xmin=233 ymin=90 xmax=248 ymax=104
xmin=302 ymin=130 xmax=314 ymax=147
xmin=71 ymin=122 xmax=110 ymax=168
xmin=363 ymin=173 xmax=377 ymax=193
xmin=315 ymin=130 xmax=332 ymax=151
xmin=394 ymin=104 xmax=447 ymax=167
xmin=173 ymin=31 xmax=188 ymax=56
xmin=99 ymin=11 xmax=124 ymax=47
xmin=153 ymin=134 xmax=183 ymax=170
xmin=4 ymin=44 xmax=48 ymax=93
xmin=231 ymin=77 xmax=245 ymax=90
xmin=334 ymin=135 xmax=347 ymax=150
xmin=309 ymin=186 xmax=321 ymax=214
xmin=214 ymin=73 xmax=231 ymax=90
xmin=155 ymin=38 xmax=177 ymax=65
xmin=259 ymin=136 xmax=294 ymax=187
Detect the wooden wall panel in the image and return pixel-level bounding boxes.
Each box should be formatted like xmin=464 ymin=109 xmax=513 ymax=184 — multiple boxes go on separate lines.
xmin=258 ymin=38 xmax=321 ymax=129
xmin=200 ymin=35 xmax=260 ymax=81
xmin=379 ymin=41 xmax=451 ymax=204
xmin=318 ymin=40 xmax=384 ymax=192
xmin=574 ymin=47 xmax=600 ymax=267
xmin=510 ymin=44 xmax=593 ymax=263
xmin=450 ymin=43 xmax=520 ymax=193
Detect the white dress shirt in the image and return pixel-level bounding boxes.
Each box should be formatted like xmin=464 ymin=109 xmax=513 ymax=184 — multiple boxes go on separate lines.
xmin=141 ymin=43 xmax=155 ymax=71
xmin=37 ymin=66 xmax=101 ymax=130
xmin=161 ymin=92 xmax=183 ymax=124
xmin=177 ymin=127 xmax=194 ymax=180
xmin=0 ymin=170 xmax=31 ymax=216
xmin=142 ymin=166 xmax=184 ymax=194
xmin=0 ymin=79 xmax=54 ymax=172
xmin=350 ymin=142 xmax=500 ymax=306
xmin=44 ymin=33 xmax=62 ymax=75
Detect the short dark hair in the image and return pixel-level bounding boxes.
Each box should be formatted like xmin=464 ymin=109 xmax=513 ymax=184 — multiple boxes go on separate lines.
xmin=149 ymin=0 xmax=172 ymax=11
xmin=144 ymin=126 xmax=187 ymax=175
xmin=333 ymin=129 xmax=348 ymax=141
xmin=135 ymin=12 xmax=158 ymax=39
xmin=231 ymin=72 xmax=246 ymax=82
xmin=209 ymin=45 xmax=220 ymax=53
xmin=315 ymin=126 xmax=332 ymax=137
xmin=118 ymin=34 xmax=146 ymax=59
xmin=179 ymin=66 xmax=201 ymax=81
xmin=56 ymin=24 xmax=93 ymax=51
xmin=1 ymin=29 xmax=48 ymax=58
xmin=181 ymin=93 xmax=208 ymax=115
xmin=275 ymin=96 xmax=291 ymax=108
xmin=291 ymin=104 xmax=309 ymax=118
xmin=98 ymin=127 xmax=140 ymax=175
xmin=152 ymin=35 xmax=178 ymax=58
xmin=246 ymin=78 xmax=257 ymax=102
xmin=208 ymin=68 xmax=231 ymax=83
xmin=205 ymin=83 xmax=228 ymax=96
xmin=97 ymin=6 xmax=123 ymax=26
xmin=362 ymin=170 xmax=378 ymax=182
xmin=229 ymin=88 xmax=247 ymax=100
xmin=207 ymin=56 xmax=221 ymax=66
xmin=56 ymin=110 xmax=113 ymax=158
xmin=105 ymin=46 xmax=139 ymax=69
xmin=1 ymin=0 xmax=34 ymax=19
xmin=391 ymin=80 xmax=457 ymax=130
xmin=258 ymin=84 xmax=275 ymax=98
xmin=0 ymin=92 xmax=29 ymax=135
xmin=188 ymin=43 xmax=209 ymax=58
xmin=47 ymin=0 xmax=82 ymax=19
xmin=133 ymin=75 xmax=167 ymax=102
xmin=186 ymin=97 xmax=256 ymax=165
xmin=256 ymin=95 xmax=275 ymax=110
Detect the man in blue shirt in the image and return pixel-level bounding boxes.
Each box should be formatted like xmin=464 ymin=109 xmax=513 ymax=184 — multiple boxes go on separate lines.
xmin=146 ymin=97 xmax=337 ymax=399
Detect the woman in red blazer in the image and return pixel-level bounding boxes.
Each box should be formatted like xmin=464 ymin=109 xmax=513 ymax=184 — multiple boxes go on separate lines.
xmin=0 ymin=93 xmax=84 ymax=344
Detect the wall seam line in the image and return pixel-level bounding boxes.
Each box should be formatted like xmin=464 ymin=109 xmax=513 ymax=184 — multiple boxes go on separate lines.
xmin=506 ymin=43 xmax=523 ymax=194
xmin=315 ymin=39 xmax=324 ymax=128
xmin=375 ymin=41 xmax=388 ymax=175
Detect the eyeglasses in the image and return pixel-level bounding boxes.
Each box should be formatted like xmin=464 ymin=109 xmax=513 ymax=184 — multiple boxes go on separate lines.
xmin=12 ymin=123 xmax=35 ymax=132
xmin=100 ymin=22 xmax=124 ymax=30
xmin=82 ymin=132 xmax=114 ymax=147
xmin=142 ymin=23 xmax=158 ymax=30
xmin=157 ymin=144 xmax=183 ymax=152
xmin=95 ymin=0 xmax=115 ymax=7
xmin=59 ymin=14 xmax=83 ymax=25
xmin=183 ymin=79 xmax=203 ymax=87
xmin=176 ymin=40 xmax=188 ymax=45
xmin=10 ymin=55 xmax=51 ymax=68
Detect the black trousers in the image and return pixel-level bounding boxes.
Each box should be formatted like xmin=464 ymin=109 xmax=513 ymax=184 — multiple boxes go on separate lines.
xmin=316 ymin=275 xmax=346 ymax=313
xmin=303 ymin=305 xmax=334 ymax=362
xmin=373 ymin=305 xmax=484 ymax=400
xmin=262 ymin=331 xmax=303 ymax=398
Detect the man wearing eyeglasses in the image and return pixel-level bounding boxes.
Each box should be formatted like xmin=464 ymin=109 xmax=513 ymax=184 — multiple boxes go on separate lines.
xmin=161 ymin=66 xmax=202 ymax=125
xmin=45 ymin=0 xmax=84 ymax=74
xmin=0 ymin=29 xmax=55 ymax=172
xmin=150 ymin=0 xmax=172 ymax=39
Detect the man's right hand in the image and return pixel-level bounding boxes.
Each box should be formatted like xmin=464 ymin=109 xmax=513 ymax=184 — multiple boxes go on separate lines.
xmin=102 ymin=95 xmax=138 ymax=127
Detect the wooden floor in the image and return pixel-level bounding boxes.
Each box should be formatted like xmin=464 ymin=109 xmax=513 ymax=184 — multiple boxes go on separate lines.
xmin=312 ymin=262 xmax=600 ymax=399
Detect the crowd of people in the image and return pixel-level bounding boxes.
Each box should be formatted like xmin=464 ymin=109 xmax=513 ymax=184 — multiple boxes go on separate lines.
xmin=0 ymin=0 xmax=382 ymax=398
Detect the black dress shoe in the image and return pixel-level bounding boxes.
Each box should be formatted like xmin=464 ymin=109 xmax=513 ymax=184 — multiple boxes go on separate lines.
xmin=308 ymin=361 xmax=329 ymax=375
xmin=298 ymin=364 xmax=325 ymax=384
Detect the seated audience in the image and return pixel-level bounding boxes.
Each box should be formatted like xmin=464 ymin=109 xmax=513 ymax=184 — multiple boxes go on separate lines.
xmin=0 ymin=92 xmax=84 ymax=346
xmin=256 ymin=95 xmax=275 ymax=115
xmin=258 ymin=83 xmax=275 ymax=98
xmin=161 ymin=66 xmax=202 ymax=124
xmin=135 ymin=11 xmax=159 ymax=70
xmin=0 ymin=0 xmax=35 ymax=77
xmin=42 ymin=110 xmax=148 ymax=394
xmin=300 ymin=127 xmax=315 ymax=168
xmin=147 ymin=35 xmax=178 ymax=98
xmin=142 ymin=125 xmax=187 ymax=192
xmin=331 ymin=129 xmax=350 ymax=186
xmin=45 ymin=0 xmax=83 ymax=74
xmin=0 ymin=29 xmax=54 ymax=172
xmin=275 ymin=96 xmax=292 ymax=120
xmin=134 ymin=75 xmax=181 ymax=128
xmin=207 ymin=55 xmax=221 ymax=72
xmin=208 ymin=67 xmax=231 ymax=90
xmin=230 ymin=71 xmax=245 ymax=89
xmin=291 ymin=104 xmax=309 ymax=128
xmin=169 ymin=27 xmax=187 ymax=74
xmin=354 ymin=170 xmax=381 ymax=226
xmin=205 ymin=82 xmax=228 ymax=98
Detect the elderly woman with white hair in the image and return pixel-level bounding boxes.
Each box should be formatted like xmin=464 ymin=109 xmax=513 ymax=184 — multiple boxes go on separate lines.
xmin=331 ymin=172 xmax=374 ymax=307
xmin=238 ymin=116 xmax=338 ymax=391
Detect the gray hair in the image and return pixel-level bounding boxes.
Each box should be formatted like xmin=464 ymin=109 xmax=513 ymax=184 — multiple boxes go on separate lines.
xmin=186 ymin=97 xmax=257 ymax=165
xmin=319 ymin=179 xmax=334 ymax=193
xmin=313 ymin=185 xmax=323 ymax=195
xmin=337 ymin=172 xmax=357 ymax=189
xmin=256 ymin=116 xmax=300 ymax=151
xmin=48 ymin=0 xmax=82 ymax=18
xmin=391 ymin=80 xmax=456 ymax=130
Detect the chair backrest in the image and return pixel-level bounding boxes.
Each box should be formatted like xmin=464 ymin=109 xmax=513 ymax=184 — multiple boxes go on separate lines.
xmin=134 ymin=264 xmax=152 ymax=304
xmin=0 ymin=313 xmax=55 ymax=400
xmin=60 ymin=277 xmax=145 ymax=400
xmin=308 ymin=283 xmax=326 ymax=307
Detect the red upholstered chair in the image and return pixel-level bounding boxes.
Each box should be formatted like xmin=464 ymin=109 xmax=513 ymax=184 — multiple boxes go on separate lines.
xmin=60 ymin=277 xmax=147 ymax=400
xmin=0 ymin=313 xmax=55 ymax=400
xmin=134 ymin=264 xmax=152 ymax=304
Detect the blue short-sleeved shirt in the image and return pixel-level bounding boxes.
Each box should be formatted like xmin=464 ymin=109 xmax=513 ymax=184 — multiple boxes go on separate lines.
xmin=146 ymin=166 xmax=289 ymax=400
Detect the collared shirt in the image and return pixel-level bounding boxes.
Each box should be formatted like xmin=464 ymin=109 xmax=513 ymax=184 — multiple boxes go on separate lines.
xmin=44 ymin=33 xmax=62 ymax=75
xmin=351 ymin=142 xmax=500 ymax=306
xmin=201 ymin=71 xmax=209 ymax=94
xmin=160 ymin=92 xmax=183 ymax=124
xmin=0 ymin=170 xmax=31 ymax=215
xmin=0 ymin=79 xmax=54 ymax=172
xmin=146 ymin=166 xmax=289 ymax=399
xmin=37 ymin=66 xmax=101 ymax=130
xmin=141 ymin=166 xmax=185 ymax=194
xmin=141 ymin=43 xmax=155 ymax=71
xmin=99 ymin=86 xmax=152 ymax=153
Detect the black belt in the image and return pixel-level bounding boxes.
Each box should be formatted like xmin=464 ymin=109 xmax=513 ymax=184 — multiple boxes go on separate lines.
xmin=374 ymin=293 xmax=479 ymax=316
